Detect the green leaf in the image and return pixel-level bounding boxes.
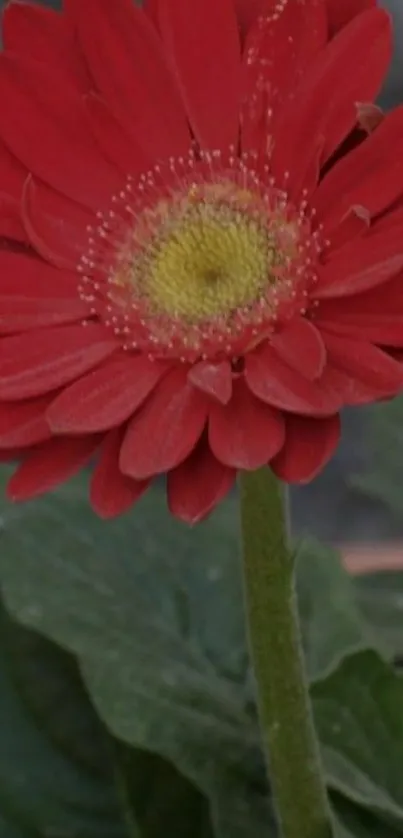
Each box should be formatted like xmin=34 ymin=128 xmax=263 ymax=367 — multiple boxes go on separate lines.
xmin=0 ymin=816 xmax=29 ymax=838
xmin=209 ymin=772 xmax=276 ymax=838
xmin=1 ymin=605 xmax=216 ymax=838
xmin=349 ymin=395 xmax=403 ymax=518
xmin=332 ymin=793 xmax=403 ymax=838
xmin=0 ymin=607 xmax=126 ymax=838
xmin=0 ymin=474 xmax=257 ymax=797
xmin=296 ymin=540 xmax=370 ymax=680
xmin=354 ymin=570 xmax=403 ymax=661
xmin=115 ymin=747 xmax=214 ymax=838
xmin=2 ymin=469 xmax=399 ymax=834
xmin=2 ymin=613 xmax=113 ymax=777
xmin=312 ymin=649 xmax=403 ymax=825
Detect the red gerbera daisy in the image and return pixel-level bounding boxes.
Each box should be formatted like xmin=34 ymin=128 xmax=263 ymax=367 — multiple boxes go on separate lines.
xmin=0 ymin=0 xmax=402 ymax=523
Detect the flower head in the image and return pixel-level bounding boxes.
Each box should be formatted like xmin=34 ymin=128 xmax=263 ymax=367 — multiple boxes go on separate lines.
xmin=0 ymin=0 xmax=402 ymax=522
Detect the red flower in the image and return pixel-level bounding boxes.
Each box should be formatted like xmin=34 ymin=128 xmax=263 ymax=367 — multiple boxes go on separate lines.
xmin=0 ymin=0 xmax=402 ymax=523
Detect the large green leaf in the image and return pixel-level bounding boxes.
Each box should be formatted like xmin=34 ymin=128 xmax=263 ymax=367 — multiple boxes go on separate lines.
xmin=1 ymin=606 xmax=216 ymax=838
xmin=0 ymin=473 xmax=258 ymax=794
xmin=313 ymin=650 xmax=403 ymax=826
xmin=295 ymin=540 xmax=370 ymax=680
xmin=349 ymin=396 xmax=403 ymax=519
xmin=354 ymin=571 xmax=403 ymax=661
xmin=2 ymin=613 xmax=113 ymax=777
xmin=332 ymin=794 xmax=403 ymax=838
xmin=0 ymin=817 xmax=28 ymax=838
xmin=3 ymin=468 xmax=403 ymax=835
xmin=0 ymin=471 xmax=370 ymax=792
xmin=0 ymin=607 xmax=126 ymax=838
xmin=209 ymin=772 xmax=275 ymax=838
xmin=114 ymin=747 xmax=214 ymax=838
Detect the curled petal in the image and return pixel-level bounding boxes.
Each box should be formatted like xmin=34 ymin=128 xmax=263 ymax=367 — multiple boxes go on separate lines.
xmin=314 ymin=107 xmax=403 ymax=227
xmin=188 ymin=360 xmax=232 ymax=404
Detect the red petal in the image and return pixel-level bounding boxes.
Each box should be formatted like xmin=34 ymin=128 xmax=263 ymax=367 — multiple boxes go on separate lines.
xmin=323 ymin=205 xmax=370 ymax=256
xmin=22 ymin=177 xmax=91 ymax=272
xmin=0 ymin=324 xmax=117 ymax=400
xmin=317 ymin=268 xmax=403 ymax=314
xmin=315 ymin=274 xmax=403 ymax=346
xmin=0 ymin=252 xmax=88 ymax=333
xmin=0 ymin=54 xmax=120 ymax=210
xmin=3 ymin=2 xmax=90 ymax=90
xmin=0 ymin=138 xmax=26 ymax=201
xmin=271 ymin=9 xmax=391 ymax=198
xmin=327 ymin=0 xmax=376 ymax=35
xmin=0 ymin=396 xmax=51 ymax=448
xmin=271 ymin=317 xmax=326 ymax=380
xmin=315 ymin=225 xmax=403 ymax=299
xmin=144 ymin=0 xmax=159 ymax=28
xmin=160 ymin=0 xmax=241 ymax=148
xmin=322 ymin=331 xmax=403 ymax=391
xmin=90 ymin=428 xmax=149 ymax=519
xmin=356 ymin=102 xmax=384 ymax=134
xmin=209 ymin=377 xmax=285 ymax=469
xmin=245 ymin=342 xmax=342 ymax=416
xmin=241 ymin=0 xmax=327 ymax=152
xmin=188 ymin=360 xmax=232 ymax=404
xmin=314 ymin=107 xmax=403 ymax=228
xmin=0 ymin=448 xmax=25 ymax=463
xmin=6 ymin=435 xmax=100 ymax=501
xmin=0 ymin=296 xmax=86 ymax=334
xmin=0 ymin=250 xmax=77 ymax=295
xmin=0 ymin=193 xmax=27 ymax=242
xmin=233 ymin=0 xmax=266 ymax=38
xmin=85 ymin=94 xmax=150 ymax=177
xmin=47 ymin=353 xmax=167 ymax=433
xmin=167 ymin=440 xmax=235 ymax=524
xmin=321 ymin=363 xmax=391 ymax=405
xmin=316 ymin=316 xmax=403 ymax=347
xmin=271 ymin=414 xmax=341 ymax=483
xmin=120 ymin=366 xmax=208 ymax=479
xmin=66 ymin=0 xmax=191 ymax=160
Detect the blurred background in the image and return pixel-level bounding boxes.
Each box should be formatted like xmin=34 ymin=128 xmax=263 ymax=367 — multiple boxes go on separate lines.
xmin=1 ymin=0 xmax=403 ymax=549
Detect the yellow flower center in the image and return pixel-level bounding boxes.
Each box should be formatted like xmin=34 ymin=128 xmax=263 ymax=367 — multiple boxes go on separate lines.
xmin=134 ymin=201 xmax=271 ymax=322
xmin=78 ymin=151 xmax=320 ymax=362
xmin=115 ymin=179 xmax=301 ymax=338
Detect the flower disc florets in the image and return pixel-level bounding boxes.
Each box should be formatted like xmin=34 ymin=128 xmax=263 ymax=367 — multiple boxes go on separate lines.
xmin=78 ymin=147 xmax=321 ymax=362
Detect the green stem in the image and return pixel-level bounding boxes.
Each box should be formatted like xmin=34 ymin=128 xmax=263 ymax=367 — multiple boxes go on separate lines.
xmin=239 ymin=467 xmax=333 ymax=838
